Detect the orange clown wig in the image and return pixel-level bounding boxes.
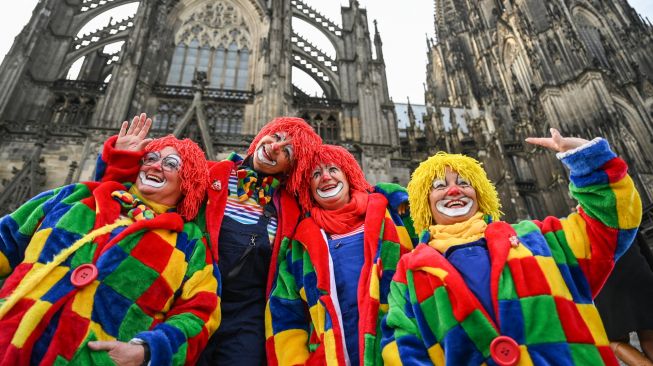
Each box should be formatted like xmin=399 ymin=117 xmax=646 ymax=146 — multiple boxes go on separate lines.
xmin=247 ymin=117 xmax=322 ymax=197
xmin=297 ymin=144 xmax=372 ymax=211
xmin=144 ymin=135 xmax=209 ymax=221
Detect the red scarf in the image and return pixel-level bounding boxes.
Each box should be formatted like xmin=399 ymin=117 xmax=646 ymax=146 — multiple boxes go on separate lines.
xmin=310 ymin=190 xmax=368 ymax=235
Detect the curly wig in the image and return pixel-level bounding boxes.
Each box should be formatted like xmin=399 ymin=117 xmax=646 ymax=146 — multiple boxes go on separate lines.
xmin=247 ymin=117 xmax=322 ymax=196
xmin=407 ymin=152 xmax=502 ymax=232
xmin=297 ymin=144 xmax=372 ymax=211
xmin=144 ymin=135 xmax=209 ymax=221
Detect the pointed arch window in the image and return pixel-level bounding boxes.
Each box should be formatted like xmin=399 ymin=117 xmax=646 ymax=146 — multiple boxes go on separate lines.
xmin=574 ymin=13 xmax=609 ymax=67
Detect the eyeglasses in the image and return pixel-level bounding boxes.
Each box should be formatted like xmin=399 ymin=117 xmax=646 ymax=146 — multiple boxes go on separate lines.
xmin=141 ymin=152 xmax=182 ymax=172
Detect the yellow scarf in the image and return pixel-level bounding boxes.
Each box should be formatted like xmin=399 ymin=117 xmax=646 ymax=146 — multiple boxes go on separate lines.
xmin=428 ymin=212 xmax=487 ymax=253
xmin=128 ymin=185 xmax=174 ymax=214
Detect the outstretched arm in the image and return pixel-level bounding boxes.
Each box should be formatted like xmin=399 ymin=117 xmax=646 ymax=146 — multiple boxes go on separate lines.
xmin=95 ymin=113 xmax=153 ymax=183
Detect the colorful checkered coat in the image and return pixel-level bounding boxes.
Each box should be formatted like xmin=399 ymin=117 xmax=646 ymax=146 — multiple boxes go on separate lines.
xmin=381 ymin=138 xmax=642 ymax=365
xmin=0 ymin=181 xmax=221 ymax=365
xmin=266 ymin=188 xmax=414 ymax=366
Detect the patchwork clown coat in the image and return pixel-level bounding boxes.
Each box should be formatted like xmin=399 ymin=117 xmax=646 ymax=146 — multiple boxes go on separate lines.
xmin=0 ymin=181 xmax=221 ymax=365
xmin=381 ymin=138 xmax=642 ymax=366
xmin=266 ymin=186 xmax=415 ymax=366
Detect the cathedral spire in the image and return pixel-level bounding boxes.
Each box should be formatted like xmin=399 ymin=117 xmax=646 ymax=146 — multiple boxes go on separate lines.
xmin=373 ymin=19 xmax=384 ymax=61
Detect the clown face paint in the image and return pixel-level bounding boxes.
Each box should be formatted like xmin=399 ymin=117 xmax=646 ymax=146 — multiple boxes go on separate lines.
xmin=310 ymin=164 xmax=350 ymax=210
xmin=252 ymin=132 xmax=293 ymax=175
xmin=136 ymin=146 xmax=183 ymax=207
xmin=428 ymin=168 xmax=479 ymax=225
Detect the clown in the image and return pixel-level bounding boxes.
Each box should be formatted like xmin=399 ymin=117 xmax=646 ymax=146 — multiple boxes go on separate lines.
xmin=266 ymin=144 xmax=414 ymax=366
xmin=95 ymin=113 xmax=322 ymax=365
xmin=0 ymin=135 xmax=219 ymax=366
xmin=381 ymin=129 xmax=642 ymax=366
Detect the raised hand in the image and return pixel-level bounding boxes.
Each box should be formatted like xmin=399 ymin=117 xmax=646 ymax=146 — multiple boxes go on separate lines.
xmin=525 ymin=128 xmax=589 ymax=153
xmin=116 ymin=113 xmax=153 ymax=151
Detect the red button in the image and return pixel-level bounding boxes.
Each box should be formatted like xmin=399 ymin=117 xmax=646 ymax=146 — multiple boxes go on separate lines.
xmin=71 ymin=264 xmax=98 ymax=288
xmin=490 ymin=336 xmax=520 ymax=366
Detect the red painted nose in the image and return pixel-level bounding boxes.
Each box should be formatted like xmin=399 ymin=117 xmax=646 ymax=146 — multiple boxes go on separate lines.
xmin=446 ymin=185 xmax=461 ymax=196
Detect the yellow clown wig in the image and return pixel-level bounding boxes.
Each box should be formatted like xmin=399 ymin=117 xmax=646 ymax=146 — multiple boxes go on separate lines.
xmin=407 ymin=152 xmax=502 ymax=232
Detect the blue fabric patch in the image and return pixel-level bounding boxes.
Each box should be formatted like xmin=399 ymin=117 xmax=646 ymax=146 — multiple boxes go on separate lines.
xmin=136 ymin=329 xmax=173 ymax=366
xmin=615 ymin=229 xmax=638 ymax=261
xmin=442 ymin=324 xmax=485 ymax=365
xmin=527 ymin=342 xmax=574 ymax=365
xmin=0 ymin=216 xmax=30 ymax=269
xmin=520 ymin=231 xmax=552 ymax=257
xmin=303 ymin=271 xmax=319 ymax=305
xmin=32 ymin=307 xmax=63 ymax=365
xmin=38 ymin=227 xmax=81 ymax=265
xmin=557 ymin=264 xmax=583 ymax=304
xmin=324 ymin=303 xmax=333 ymax=331
xmin=379 ymin=269 xmax=395 ymax=303
xmin=569 ymin=170 xmax=610 ymax=189
xmin=395 ymin=330 xmax=433 ymax=364
xmin=95 ymin=154 xmax=107 ymax=181
xmin=41 ymin=185 xmax=76 ymax=214
xmin=498 ymin=299 xmax=525 ymax=344
xmin=91 ymin=283 xmax=133 ymax=336
xmin=156 ymin=323 xmax=186 ymax=353
xmin=41 ymin=275 xmax=75 ymax=303
xmin=560 ymin=138 xmax=614 ymax=177
xmin=446 ymin=241 xmax=494 ymax=321
xmin=269 ymin=297 xmax=310 ymax=334
xmin=567 ymin=265 xmax=592 ymax=304
xmin=96 ymin=245 xmax=129 ymax=280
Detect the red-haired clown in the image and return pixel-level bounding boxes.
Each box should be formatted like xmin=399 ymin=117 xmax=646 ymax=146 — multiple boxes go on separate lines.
xmin=94 ymin=113 xmax=322 ymax=365
xmin=266 ymin=144 xmax=415 ymax=365
xmin=381 ymin=130 xmax=642 ymax=366
xmin=0 ymin=135 xmax=219 ymax=366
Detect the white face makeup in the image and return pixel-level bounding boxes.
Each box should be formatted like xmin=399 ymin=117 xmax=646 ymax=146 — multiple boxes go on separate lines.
xmin=136 ymin=147 xmax=183 ymax=207
xmin=428 ymin=169 xmax=479 ymax=225
xmin=310 ymin=164 xmax=350 ymax=210
xmin=252 ymin=132 xmax=293 ymax=175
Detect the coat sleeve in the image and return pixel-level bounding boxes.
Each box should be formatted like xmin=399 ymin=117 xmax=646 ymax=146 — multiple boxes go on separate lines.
xmin=0 ymin=184 xmax=89 ymax=278
xmin=536 ymin=137 xmax=642 ymax=297
xmin=375 ymin=182 xmax=418 ymax=245
xmin=265 ymin=237 xmax=312 ymax=366
xmin=94 ymin=135 xmax=143 ymax=183
xmin=133 ymin=223 xmax=221 ymax=366
xmin=381 ymin=256 xmax=433 ymax=365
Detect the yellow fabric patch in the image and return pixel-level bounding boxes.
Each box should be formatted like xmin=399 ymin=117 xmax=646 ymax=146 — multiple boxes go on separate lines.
xmin=507 ymin=242 xmax=534 ymax=260
xmin=89 ymin=321 xmax=114 ymax=341
xmin=382 ymin=341 xmax=403 ymax=365
xmin=274 ymin=329 xmax=310 ymax=365
xmin=23 ymin=265 xmax=67 ymax=301
xmin=396 ymin=227 xmax=413 ymax=251
xmin=519 ymin=345 xmax=534 ymax=365
xmin=71 ymin=281 xmax=101 ymax=319
xmin=427 ymin=343 xmax=445 ymax=364
xmin=161 ymin=248 xmax=186 ymax=288
xmin=153 ymin=229 xmax=177 ymax=247
xmin=418 ymin=267 xmax=449 ymax=281
xmin=560 ymin=213 xmax=590 ymax=260
xmin=299 ymin=287 xmax=308 ymax=302
xmin=265 ymin=302 xmax=273 ymax=338
xmin=309 ymin=302 xmax=326 ymax=337
xmin=0 ymin=252 xmax=9 ymax=277
xmin=534 ymin=257 xmax=572 ymax=300
xmin=612 ymin=176 xmax=642 ymax=229
xmin=181 ymin=264 xmax=217 ymax=300
xmin=323 ymin=328 xmax=339 ymax=366
xmin=380 ymin=303 xmax=389 ymax=313
xmin=24 ymin=228 xmax=52 ymax=263
xmin=577 ymin=304 xmax=609 ymax=346
xmin=369 ymin=264 xmax=380 ymax=301
xmin=12 ymin=300 xmax=52 ymax=347
xmin=206 ymin=297 xmax=221 ymax=337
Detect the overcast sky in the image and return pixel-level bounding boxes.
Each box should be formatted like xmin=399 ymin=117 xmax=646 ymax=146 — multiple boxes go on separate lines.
xmin=0 ymin=0 xmax=651 ymax=105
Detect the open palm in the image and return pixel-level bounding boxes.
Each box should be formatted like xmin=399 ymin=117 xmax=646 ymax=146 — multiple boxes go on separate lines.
xmin=116 ymin=113 xmax=153 ymax=151
xmin=525 ymin=128 xmax=589 ymax=153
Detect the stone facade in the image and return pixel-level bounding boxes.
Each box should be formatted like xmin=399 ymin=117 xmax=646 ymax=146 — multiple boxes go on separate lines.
xmin=406 ymin=0 xmax=653 ymax=222
xmin=0 ymin=0 xmax=408 ymax=215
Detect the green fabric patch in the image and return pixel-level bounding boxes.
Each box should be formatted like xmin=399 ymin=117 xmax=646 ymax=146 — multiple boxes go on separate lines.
xmin=103 ymin=256 xmax=159 ymax=300
xmin=69 ymin=331 xmax=115 ymax=365
xmin=521 ymin=295 xmax=566 ymax=344
xmin=498 ymin=267 xmax=518 ymax=300
xmin=512 ymin=221 xmax=539 ymax=238
xmin=460 ymin=309 xmax=498 ymax=357
xmin=569 ymin=343 xmax=604 ymax=365
xmin=172 ymin=342 xmax=188 ymax=365
xmin=71 ymin=243 xmax=97 ymax=268
xmin=363 ymin=332 xmax=381 ymax=365
xmin=380 ymin=240 xmax=400 ymax=270
xmin=429 ymin=287 xmax=459 ymax=341
xmin=544 ymin=231 xmax=566 ymax=264
xmin=55 ymin=203 xmax=96 ymax=237
xmin=570 ymin=183 xmax=617 ymax=227
xmin=273 ymin=254 xmax=301 ymax=300
xmin=118 ymin=304 xmax=153 ymax=340
xmin=116 ymin=233 xmax=142 ymax=254
xmin=166 ymin=312 xmax=204 ymax=338
xmin=186 ymin=238 xmax=207 ymax=276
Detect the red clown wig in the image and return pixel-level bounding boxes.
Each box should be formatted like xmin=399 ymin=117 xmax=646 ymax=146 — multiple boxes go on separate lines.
xmin=247 ymin=117 xmax=322 ymax=196
xmin=144 ymin=135 xmax=209 ymax=221
xmin=297 ymin=144 xmax=372 ymax=211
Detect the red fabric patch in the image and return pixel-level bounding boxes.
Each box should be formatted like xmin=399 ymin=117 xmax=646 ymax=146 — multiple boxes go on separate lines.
xmin=537 ymin=216 xmax=564 ymax=235
xmin=266 ymin=337 xmax=279 ymax=366
xmin=166 ymin=291 xmax=218 ymax=323
xmin=42 ymin=304 xmax=91 ymax=362
xmin=507 ymin=257 xmax=551 ymax=297
xmin=185 ymin=327 xmax=209 ymax=364
xmin=601 ymin=158 xmax=627 ymax=183
xmin=553 ymin=297 xmax=594 ymax=343
xmin=597 ymin=345 xmax=619 ymax=366
xmin=130 ymin=232 xmax=174 ymax=272
xmin=0 ymin=263 xmax=34 ymax=297
xmin=135 ymin=276 xmax=175 ymax=314
xmin=0 ymin=298 xmax=37 ymax=362
xmin=578 ymin=210 xmax=618 ymax=296
xmin=412 ymin=270 xmax=439 ymax=303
